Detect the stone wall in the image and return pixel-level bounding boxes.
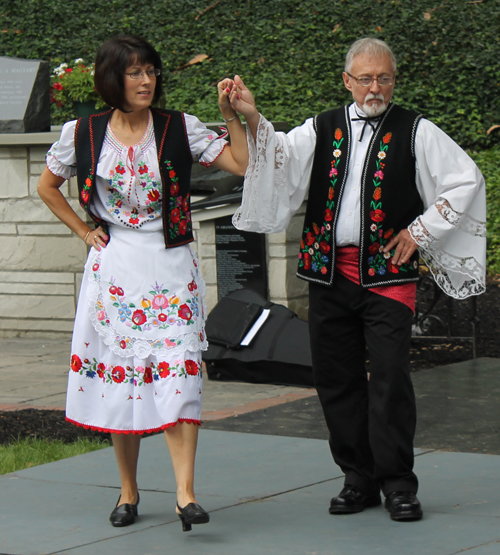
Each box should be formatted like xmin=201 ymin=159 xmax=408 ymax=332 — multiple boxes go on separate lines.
xmin=0 ymin=140 xmax=88 ymax=337
xmin=0 ymin=130 xmax=308 ymax=339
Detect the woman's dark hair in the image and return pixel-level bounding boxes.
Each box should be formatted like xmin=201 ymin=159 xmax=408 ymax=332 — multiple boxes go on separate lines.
xmin=94 ymin=35 xmax=163 ymax=112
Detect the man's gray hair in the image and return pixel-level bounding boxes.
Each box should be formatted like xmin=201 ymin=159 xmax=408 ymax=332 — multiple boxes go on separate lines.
xmin=344 ymin=38 xmax=397 ymax=74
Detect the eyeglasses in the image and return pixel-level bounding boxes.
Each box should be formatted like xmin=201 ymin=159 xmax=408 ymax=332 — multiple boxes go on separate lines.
xmin=346 ymin=72 xmax=394 ymax=87
xmin=124 ymin=69 xmax=161 ymax=80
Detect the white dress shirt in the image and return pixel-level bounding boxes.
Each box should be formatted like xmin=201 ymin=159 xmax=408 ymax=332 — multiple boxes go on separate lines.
xmin=232 ymin=103 xmax=486 ymax=299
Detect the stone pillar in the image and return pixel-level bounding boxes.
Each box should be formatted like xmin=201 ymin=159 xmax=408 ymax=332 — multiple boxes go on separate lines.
xmin=266 ymin=204 xmax=308 ymax=319
xmin=192 ymin=219 xmax=218 ymax=315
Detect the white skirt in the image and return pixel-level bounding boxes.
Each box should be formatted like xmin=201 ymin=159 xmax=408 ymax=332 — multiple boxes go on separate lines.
xmin=66 ymin=224 xmax=207 ymax=434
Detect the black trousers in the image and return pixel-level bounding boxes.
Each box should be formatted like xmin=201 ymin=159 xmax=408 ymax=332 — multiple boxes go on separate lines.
xmin=308 ymin=275 xmax=418 ymax=496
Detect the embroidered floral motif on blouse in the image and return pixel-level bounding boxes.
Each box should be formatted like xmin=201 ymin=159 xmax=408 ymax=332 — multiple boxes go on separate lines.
xmin=102 ymin=114 xmax=162 ymax=229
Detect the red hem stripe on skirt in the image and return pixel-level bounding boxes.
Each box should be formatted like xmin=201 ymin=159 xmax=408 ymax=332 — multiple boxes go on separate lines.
xmin=65 ymin=416 xmax=201 ymax=435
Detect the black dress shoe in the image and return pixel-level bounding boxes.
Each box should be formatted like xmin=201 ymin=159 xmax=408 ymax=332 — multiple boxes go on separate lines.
xmin=176 ymin=502 xmax=210 ymax=532
xmin=384 ymin=491 xmax=423 ymax=521
xmin=329 ymin=485 xmax=381 ymax=514
xmin=109 ymin=493 xmax=140 ymax=527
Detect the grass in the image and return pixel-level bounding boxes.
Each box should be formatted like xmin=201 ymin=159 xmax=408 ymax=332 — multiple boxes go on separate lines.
xmin=0 ymin=437 xmax=110 ymax=475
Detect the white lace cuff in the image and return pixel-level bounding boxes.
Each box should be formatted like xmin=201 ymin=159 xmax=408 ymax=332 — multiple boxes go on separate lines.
xmin=232 ymin=115 xmax=298 ymax=233
xmin=408 ymin=197 xmax=486 ymax=299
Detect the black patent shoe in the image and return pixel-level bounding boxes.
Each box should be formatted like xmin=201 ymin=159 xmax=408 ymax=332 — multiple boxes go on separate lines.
xmin=384 ymin=491 xmax=423 ymax=521
xmin=329 ymin=485 xmax=381 ymax=514
xmin=109 ymin=493 xmax=140 ymax=527
xmin=176 ymin=502 xmax=210 ymax=532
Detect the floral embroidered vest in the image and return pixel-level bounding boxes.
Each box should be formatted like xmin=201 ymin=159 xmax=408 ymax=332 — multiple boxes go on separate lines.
xmin=75 ymin=108 xmax=194 ymax=248
xmin=297 ymin=103 xmax=423 ymax=287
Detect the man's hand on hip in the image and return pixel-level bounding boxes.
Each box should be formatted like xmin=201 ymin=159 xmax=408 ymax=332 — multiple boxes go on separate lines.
xmin=383 ymin=229 xmax=418 ymax=266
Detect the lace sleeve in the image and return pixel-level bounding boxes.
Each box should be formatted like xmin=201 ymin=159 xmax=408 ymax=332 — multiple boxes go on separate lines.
xmin=410 ymin=119 xmax=487 ymax=299
xmin=232 ymin=114 xmax=316 ymax=233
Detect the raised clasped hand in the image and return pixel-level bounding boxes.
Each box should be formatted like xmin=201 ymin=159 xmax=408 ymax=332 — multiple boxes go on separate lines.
xmin=217 ymin=75 xmax=258 ymax=121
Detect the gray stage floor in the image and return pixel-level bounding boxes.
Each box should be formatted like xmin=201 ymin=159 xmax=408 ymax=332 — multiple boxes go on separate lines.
xmin=2 ymin=431 xmax=500 ymax=554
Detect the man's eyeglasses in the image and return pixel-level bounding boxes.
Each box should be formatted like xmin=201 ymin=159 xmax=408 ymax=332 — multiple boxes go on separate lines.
xmin=346 ymin=72 xmax=394 ymax=87
xmin=124 ymin=69 xmax=161 ymax=80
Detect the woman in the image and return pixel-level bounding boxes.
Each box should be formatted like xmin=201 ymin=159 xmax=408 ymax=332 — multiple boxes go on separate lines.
xmin=38 ymin=35 xmax=246 ymax=531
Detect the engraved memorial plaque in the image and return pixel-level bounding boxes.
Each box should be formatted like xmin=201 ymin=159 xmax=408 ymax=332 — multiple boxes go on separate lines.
xmin=215 ymin=215 xmax=268 ymax=300
xmin=0 ymin=56 xmax=50 ymax=133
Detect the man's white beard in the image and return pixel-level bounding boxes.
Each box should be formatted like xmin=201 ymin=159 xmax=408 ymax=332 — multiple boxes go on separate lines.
xmin=362 ymin=93 xmax=387 ymax=117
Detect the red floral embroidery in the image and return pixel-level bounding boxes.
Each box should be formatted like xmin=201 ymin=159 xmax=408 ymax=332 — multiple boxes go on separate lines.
xmin=104 ymin=273 xmax=199 ymax=333
xmin=132 ymin=310 xmax=147 ymax=326
xmin=367 ymin=131 xmax=412 ymax=277
xmin=148 ymin=190 xmax=160 ymax=202
xmin=299 ymin=129 xmax=342 ymax=274
xmin=97 ymin=363 xmax=105 ymax=378
xmin=171 ymin=208 xmax=181 ymax=223
xmin=69 ymin=355 xmax=202 ymax=383
xmin=178 ymin=304 xmax=192 ymax=320
xmin=165 ymin=160 xmax=191 ymax=239
xmin=81 ymin=173 xmax=93 ymax=204
xmin=303 ymin=252 xmax=311 ymax=270
xmin=305 ymin=232 xmax=315 ymax=246
xmin=319 ymin=241 xmax=330 ymax=254
xmin=112 ymin=366 xmax=125 ymax=383
xmin=159 ymin=362 xmax=170 ymax=378
xmin=185 ymin=360 xmax=199 ymax=376
xmin=144 ymin=367 xmax=153 ymax=384
xmin=370 ymin=209 xmax=386 ymax=222
xmin=71 ymin=354 xmax=82 ymax=372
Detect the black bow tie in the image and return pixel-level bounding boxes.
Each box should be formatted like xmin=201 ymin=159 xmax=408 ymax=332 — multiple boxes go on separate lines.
xmin=351 ymin=113 xmax=382 ymax=142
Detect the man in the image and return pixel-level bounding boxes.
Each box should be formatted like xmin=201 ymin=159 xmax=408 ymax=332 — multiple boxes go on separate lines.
xmin=224 ymin=38 xmax=486 ymax=521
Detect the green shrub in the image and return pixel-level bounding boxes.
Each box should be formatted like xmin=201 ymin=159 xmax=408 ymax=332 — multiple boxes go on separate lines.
xmin=469 ymin=146 xmax=500 ymax=275
xmin=0 ymin=0 xmax=499 ymax=149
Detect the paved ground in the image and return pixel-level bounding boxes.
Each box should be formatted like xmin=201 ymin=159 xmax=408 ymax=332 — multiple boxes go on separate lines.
xmin=1 ymin=338 xmax=500 ymax=555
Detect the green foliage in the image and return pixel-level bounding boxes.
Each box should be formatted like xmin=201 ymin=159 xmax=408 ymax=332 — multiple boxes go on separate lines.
xmin=0 ymin=0 xmax=499 ymax=149
xmin=469 ymin=146 xmax=500 ymax=275
xmin=0 ymin=436 xmax=109 ymax=474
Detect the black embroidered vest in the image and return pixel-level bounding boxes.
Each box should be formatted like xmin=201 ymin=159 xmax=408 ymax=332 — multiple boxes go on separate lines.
xmin=297 ymin=103 xmax=423 ymax=288
xmin=75 ymin=108 xmax=194 ymax=248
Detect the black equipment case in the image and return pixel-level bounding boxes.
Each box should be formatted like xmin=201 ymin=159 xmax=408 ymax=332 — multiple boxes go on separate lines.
xmin=203 ymin=289 xmax=313 ymax=387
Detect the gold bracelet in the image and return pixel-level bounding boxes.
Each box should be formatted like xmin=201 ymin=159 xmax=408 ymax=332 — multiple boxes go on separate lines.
xmin=223 ymin=114 xmax=239 ymax=123
xmin=83 ymin=230 xmax=91 ymax=243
